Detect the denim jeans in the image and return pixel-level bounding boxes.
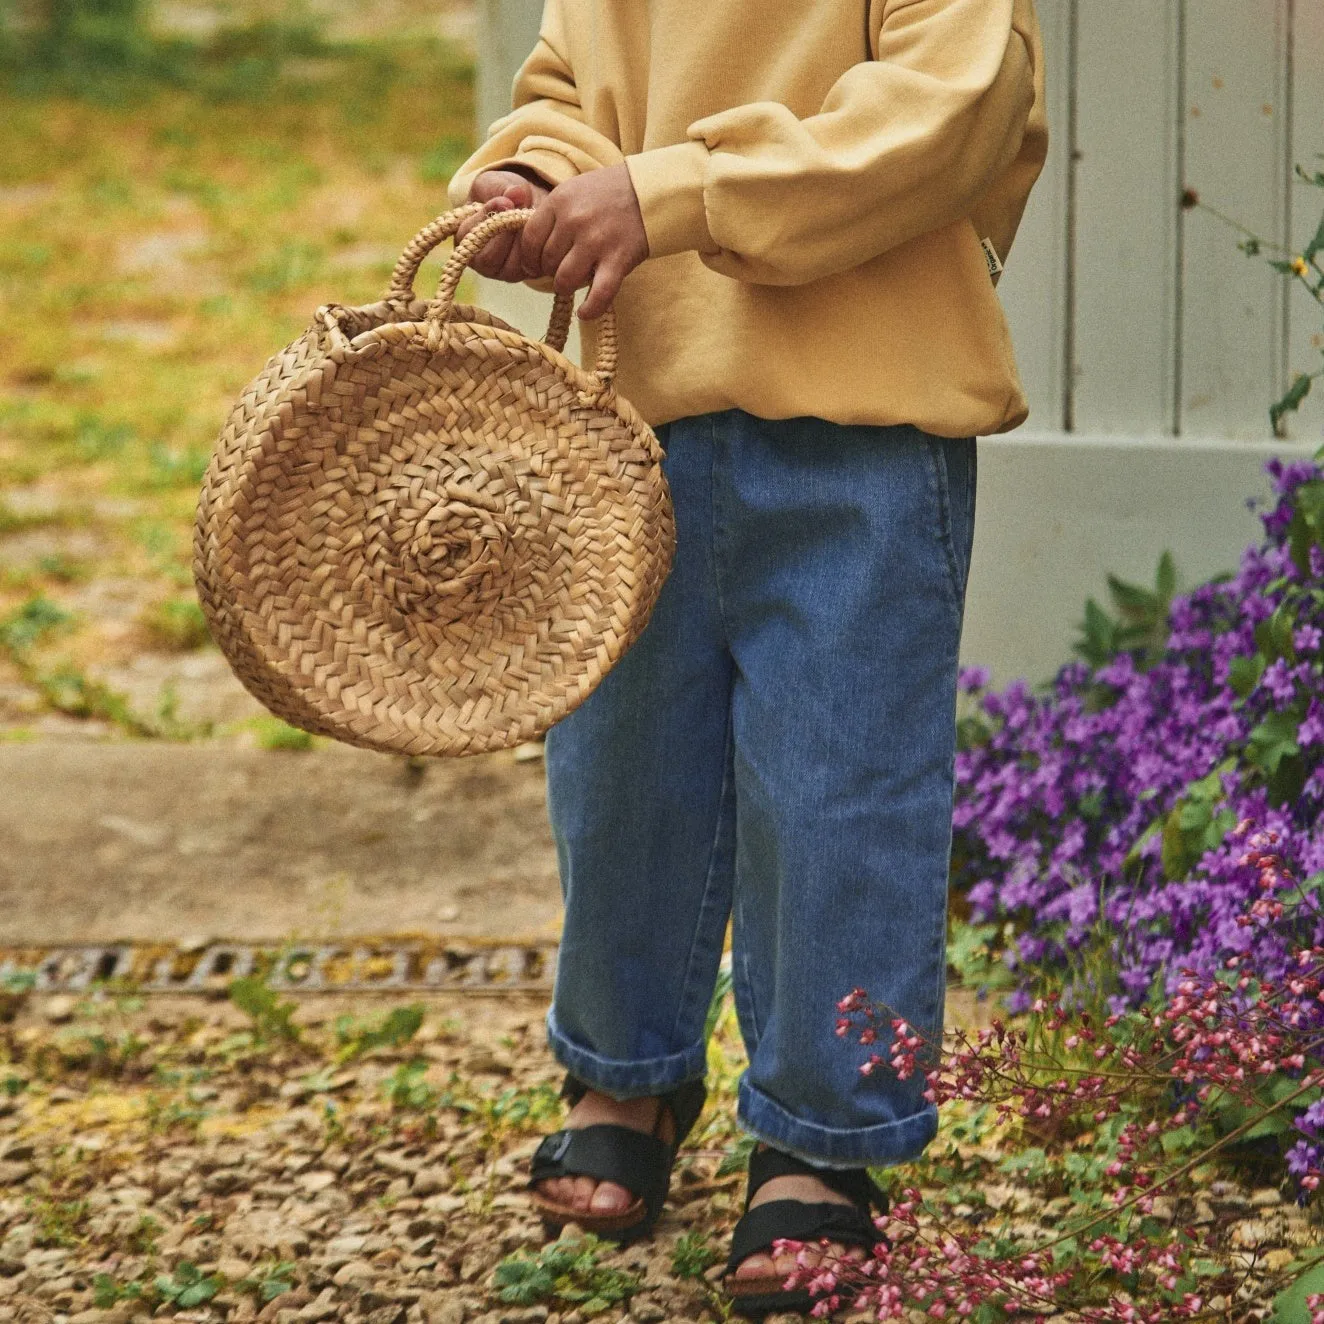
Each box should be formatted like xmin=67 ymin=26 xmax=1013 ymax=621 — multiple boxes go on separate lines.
xmin=543 ymin=407 xmax=976 ymax=1167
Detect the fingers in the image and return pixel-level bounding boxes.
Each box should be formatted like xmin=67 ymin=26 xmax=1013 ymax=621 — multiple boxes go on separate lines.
xmin=469 ymin=170 xmax=536 ymax=207
xmin=576 ymin=259 xmax=626 ymax=320
xmin=518 ymin=203 xmax=559 ymax=280
xmin=463 ymin=198 xmax=520 ymax=280
xmin=551 ymin=238 xmax=595 ymax=297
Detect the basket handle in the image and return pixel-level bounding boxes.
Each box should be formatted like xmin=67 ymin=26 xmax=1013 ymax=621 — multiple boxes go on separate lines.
xmin=423 ymin=207 xmax=617 ymax=392
xmin=387 ymin=205 xmax=579 ymax=357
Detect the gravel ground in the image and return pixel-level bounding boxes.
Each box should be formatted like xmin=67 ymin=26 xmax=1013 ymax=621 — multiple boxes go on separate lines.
xmin=0 ymin=987 xmax=1320 ymax=1324
xmin=0 ymin=991 xmax=749 ymax=1324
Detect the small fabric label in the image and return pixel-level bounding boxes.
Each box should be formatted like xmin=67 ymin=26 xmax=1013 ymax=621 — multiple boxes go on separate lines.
xmin=980 ymin=237 xmax=1005 ymax=283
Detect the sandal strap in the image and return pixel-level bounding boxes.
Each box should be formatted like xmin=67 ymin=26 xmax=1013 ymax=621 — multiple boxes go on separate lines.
xmin=745 ymin=1147 xmax=888 ymax=1215
xmin=724 ymin=1198 xmax=881 ymax=1274
xmin=530 ymin=1124 xmax=672 ymax=1221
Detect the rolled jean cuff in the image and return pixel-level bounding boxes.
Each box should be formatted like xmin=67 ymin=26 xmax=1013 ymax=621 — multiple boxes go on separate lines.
xmin=545 ymin=1009 xmax=708 ymax=1100
xmin=737 ymin=1077 xmax=938 ymax=1168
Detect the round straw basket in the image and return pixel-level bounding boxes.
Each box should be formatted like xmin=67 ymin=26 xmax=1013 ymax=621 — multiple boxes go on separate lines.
xmin=194 ymin=204 xmax=675 ymax=757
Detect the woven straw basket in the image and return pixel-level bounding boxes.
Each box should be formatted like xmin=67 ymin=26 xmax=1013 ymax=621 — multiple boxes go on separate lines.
xmin=194 ymin=204 xmax=675 ymax=757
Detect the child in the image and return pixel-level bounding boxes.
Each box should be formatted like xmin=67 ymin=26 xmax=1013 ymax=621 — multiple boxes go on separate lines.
xmin=447 ymin=0 xmax=1046 ymax=1314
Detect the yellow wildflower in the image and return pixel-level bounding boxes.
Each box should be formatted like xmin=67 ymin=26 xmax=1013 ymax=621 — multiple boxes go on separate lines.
xmin=1291 ymin=256 xmax=1311 ymax=278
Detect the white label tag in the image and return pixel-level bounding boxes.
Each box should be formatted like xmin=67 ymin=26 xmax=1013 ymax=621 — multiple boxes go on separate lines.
xmin=980 ymin=237 xmax=1004 ymax=284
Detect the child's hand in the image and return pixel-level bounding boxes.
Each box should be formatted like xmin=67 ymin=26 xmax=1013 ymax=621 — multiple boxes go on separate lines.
xmin=516 ymin=163 xmax=649 ymax=320
xmin=457 ymin=169 xmax=551 ymax=282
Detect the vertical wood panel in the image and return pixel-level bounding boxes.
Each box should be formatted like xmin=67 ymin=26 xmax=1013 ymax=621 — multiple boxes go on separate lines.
xmin=1181 ymin=0 xmax=1290 ymax=440
xmin=998 ymin=0 xmax=1073 ymax=433
xmin=1288 ymin=0 xmax=1324 ymax=445
xmin=1072 ymin=0 xmax=1182 ymax=434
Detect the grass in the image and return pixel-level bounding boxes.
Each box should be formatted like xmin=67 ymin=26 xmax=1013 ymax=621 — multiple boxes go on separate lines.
xmin=0 ymin=2 xmax=477 ymax=735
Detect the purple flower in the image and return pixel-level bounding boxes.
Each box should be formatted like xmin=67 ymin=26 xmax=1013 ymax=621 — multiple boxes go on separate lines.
xmin=952 ymin=457 xmax=1324 ymax=1193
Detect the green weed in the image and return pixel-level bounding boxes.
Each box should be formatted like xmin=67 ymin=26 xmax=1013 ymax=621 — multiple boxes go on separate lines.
xmin=382 ymin=1059 xmax=437 ymax=1112
xmin=35 ymin=554 xmax=91 ymax=584
xmin=0 ymin=595 xmax=73 ymax=659
xmin=237 ymin=1259 xmax=297 ymax=1303
xmin=35 ymin=665 xmax=151 ymax=734
xmin=0 ymin=970 xmax=36 ymax=1021
xmin=92 ymin=1272 xmax=149 ymax=1308
xmin=28 ymin=1194 xmax=90 ymax=1248
xmin=139 ymin=595 xmax=210 ymax=650
xmin=332 ymin=1003 xmax=424 ymax=1063
xmin=244 ymin=240 xmax=323 ymax=294
xmin=250 ymin=715 xmax=315 ymax=751
xmin=494 ymin=1235 xmax=641 ymax=1314
xmin=670 ymin=1229 xmax=721 ymax=1280
xmin=143 ymin=1091 xmax=209 ymax=1136
xmin=144 ymin=441 xmax=210 ymax=490
xmin=154 ymin=1261 xmax=223 ymax=1309
xmin=227 ymin=974 xmax=301 ymax=1044
xmin=419 ymin=134 xmax=471 ymax=185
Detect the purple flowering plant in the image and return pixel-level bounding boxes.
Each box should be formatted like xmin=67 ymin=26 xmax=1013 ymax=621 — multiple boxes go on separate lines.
xmin=949 ymin=447 xmax=1324 ymax=1194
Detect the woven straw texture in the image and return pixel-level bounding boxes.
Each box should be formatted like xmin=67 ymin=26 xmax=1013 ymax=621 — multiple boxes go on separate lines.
xmin=194 ymin=205 xmax=675 ymax=756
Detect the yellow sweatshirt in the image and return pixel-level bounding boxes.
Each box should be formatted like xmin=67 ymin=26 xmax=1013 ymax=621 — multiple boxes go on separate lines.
xmin=447 ymin=0 xmax=1048 ymax=437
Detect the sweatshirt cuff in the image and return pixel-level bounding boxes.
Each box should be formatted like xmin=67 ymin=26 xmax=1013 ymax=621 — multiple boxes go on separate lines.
xmin=625 ymin=139 xmax=714 ymax=259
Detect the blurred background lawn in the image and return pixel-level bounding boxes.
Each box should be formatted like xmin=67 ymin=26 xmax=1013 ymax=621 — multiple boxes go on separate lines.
xmin=0 ymin=0 xmax=478 ymax=740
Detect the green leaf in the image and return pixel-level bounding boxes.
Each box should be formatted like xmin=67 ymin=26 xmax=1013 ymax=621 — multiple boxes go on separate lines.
xmin=1247 ymin=708 xmax=1303 ymax=776
xmin=1160 ymin=1124 xmax=1197 ymax=1155
xmin=1106 ymin=572 xmax=1158 ymax=620
xmin=1304 ymin=210 xmax=1324 ymax=263
xmin=1125 ymin=814 xmax=1164 ymax=867
xmin=1272 ymin=1260 xmax=1324 ymax=1324
xmin=178 ymin=1278 xmax=220 ymax=1307
xmin=1274 ymin=373 xmax=1316 ymax=436
xmin=1228 ymin=653 xmax=1266 ymax=699
xmin=1155 ymin=549 xmax=1177 ymax=602
xmin=1176 ymin=797 xmax=1212 ymax=832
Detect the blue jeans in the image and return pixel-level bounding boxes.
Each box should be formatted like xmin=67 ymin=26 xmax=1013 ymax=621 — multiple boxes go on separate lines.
xmin=543 ymin=408 xmax=976 ymax=1167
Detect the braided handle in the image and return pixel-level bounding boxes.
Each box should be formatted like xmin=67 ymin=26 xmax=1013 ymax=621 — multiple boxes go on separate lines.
xmin=387 ymin=205 xmax=576 ymax=356
xmin=385 ymin=203 xmax=483 ymax=300
xmin=423 ymin=207 xmax=618 ymax=391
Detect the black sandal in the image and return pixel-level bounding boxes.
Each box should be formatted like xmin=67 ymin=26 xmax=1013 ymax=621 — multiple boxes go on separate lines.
xmin=723 ymin=1147 xmax=889 ymax=1318
xmin=528 ymin=1073 xmax=707 ymax=1243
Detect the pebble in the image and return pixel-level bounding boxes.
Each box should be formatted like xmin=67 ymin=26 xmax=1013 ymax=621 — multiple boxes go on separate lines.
xmin=298 ymin=1288 xmax=340 ymax=1321
xmin=333 ymin=1259 xmax=377 ymax=1286
xmin=412 ymin=1165 xmax=451 ymax=1196
xmin=1230 ymin=1219 xmax=1274 ymax=1250
xmin=41 ymin=995 xmax=78 ymax=1024
xmin=422 ymin=1298 xmax=466 ymax=1324
xmin=375 ymin=1150 xmax=423 ymax=1176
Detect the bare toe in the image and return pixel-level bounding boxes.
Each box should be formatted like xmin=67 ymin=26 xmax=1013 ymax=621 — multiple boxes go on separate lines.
xmin=569 ymin=1175 xmax=597 ymax=1210
xmin=537 ymin=1176 xmax=569 ymax=1207
xmin=588 ymin=1179 xmax=635 ymax=1214
xmin=733 ymin=1251 xmax=778 ymax=1281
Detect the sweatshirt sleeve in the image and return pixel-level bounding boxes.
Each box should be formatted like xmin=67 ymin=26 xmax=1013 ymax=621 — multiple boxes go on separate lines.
xmin=623 ymin=0 xmax=1039 ymax=286
xmin=447 ymin=0 xmax=625 ymax=209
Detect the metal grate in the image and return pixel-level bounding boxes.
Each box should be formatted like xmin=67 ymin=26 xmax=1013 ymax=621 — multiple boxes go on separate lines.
xmin=0 ymin=938 xmax=558 ymax=995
